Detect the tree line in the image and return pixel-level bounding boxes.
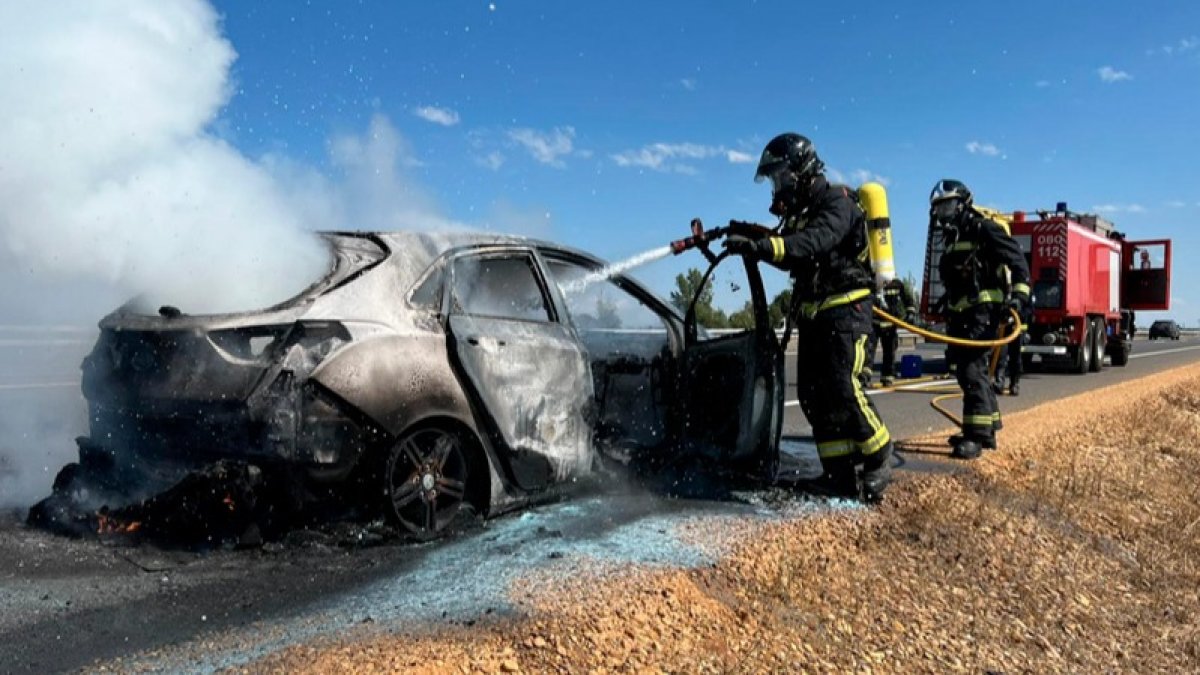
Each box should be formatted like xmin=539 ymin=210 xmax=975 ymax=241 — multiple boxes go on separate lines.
xmin=668 ymin=267 xmax=920 ymax=330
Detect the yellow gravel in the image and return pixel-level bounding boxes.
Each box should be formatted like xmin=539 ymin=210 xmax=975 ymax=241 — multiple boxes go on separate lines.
xmin=249 ymin=364 xmax=1200 ymax=674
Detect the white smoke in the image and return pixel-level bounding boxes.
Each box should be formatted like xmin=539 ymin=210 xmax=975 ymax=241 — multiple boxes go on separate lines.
xmin=0 ymin=0 xmax=333 ymax=315
xmin=0 ymin=0 xmax=480 ymax=507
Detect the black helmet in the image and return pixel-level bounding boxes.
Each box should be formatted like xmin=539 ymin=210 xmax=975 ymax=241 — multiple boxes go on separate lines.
xmin=754 ymin=133 xmax=824 ymax=184
xmin=756 ymin=133 xmax=824 ymax=216
xmin=929 ymin=178 xmax=973 ymax=206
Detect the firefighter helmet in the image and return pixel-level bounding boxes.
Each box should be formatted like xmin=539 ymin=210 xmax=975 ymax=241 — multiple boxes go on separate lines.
xmin=754 ymin=133 xmax=824 ymax=185
xmin=929 ymin=178 xmax=973 ymax=206
xmin=756 ymin=133 xmax=824 ymax=216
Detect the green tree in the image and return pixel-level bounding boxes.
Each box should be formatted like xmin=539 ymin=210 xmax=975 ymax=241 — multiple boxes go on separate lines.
xmin=901 ymin=271 xmax=921 ymax=310
xmin=728 ymin=300 xmax=756 ymax=330
xmin=767 ymin=287 xmax=793 ymax=328
xmin=670 ymin=268 xmax=728 ymax=328
xmin=595 ymin=293 xmax=621 ymax=329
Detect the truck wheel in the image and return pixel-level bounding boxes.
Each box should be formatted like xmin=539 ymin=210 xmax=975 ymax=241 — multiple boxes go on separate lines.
xmin=1071 ymin=323 xmax=1091 ymax=374
xmin=1088 ymin=319 xmax=1104 ymax=372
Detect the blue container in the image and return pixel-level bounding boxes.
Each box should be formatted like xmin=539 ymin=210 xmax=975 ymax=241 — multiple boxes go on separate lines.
xmin=899 ymin=354 xmax=923 ymax=379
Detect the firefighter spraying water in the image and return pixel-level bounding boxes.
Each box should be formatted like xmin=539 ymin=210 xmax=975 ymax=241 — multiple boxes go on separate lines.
xmin=670 ymin=142 xmax=1028 ymax=476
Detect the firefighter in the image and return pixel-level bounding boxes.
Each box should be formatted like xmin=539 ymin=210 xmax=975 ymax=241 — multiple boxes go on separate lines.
xmin=724 ymin=133 xmax=893 ymax=503
xmin=994 ymin=284 xmax=1032 ymax=396
xmin=873 ymin=278 xmax=918 ymax=387
xmin=929 ymin=179 xmax=1030 ymax=459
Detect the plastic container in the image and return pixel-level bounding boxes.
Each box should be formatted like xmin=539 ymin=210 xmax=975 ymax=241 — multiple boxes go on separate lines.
xmin=899 ymin=354 xmax=923 ymax=379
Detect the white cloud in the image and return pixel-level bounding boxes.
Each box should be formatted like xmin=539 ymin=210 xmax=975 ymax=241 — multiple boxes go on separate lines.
xmin=1093 ymin=204 xmax=1146 ymax=214
xmin=475 ymin=151 xmax=505 ymax=171
xmin=726 ymin=149 xmax=755 ymax=164
xmin=508 ymin=126 xmax=576 ymax=167
xmin=966 ymin=141 xmax=1002 ymax=157
xmin=1155 ymin=36 xmax=1199 ymax=56
xmin=1097 ymin=66 xmax=1132 ymax=83
xmin=1166 ymin=200 xmax=1187 ymax=208
xmin=413 ymin=105 xmax=460 ymax=126
xmin=680 ymin=78 xmax=697 ymax=91
xmin=611 ymin=142 xmax=755 ymax=173
xmin=849 ymin=169 xmax=891 ymax=187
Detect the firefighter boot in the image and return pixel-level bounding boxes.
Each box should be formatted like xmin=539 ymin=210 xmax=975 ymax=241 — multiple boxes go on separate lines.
xmin=1009 ymin=380 xmax=1020 ymax=396
xmin=948 ymin=434 xmax=997 ymax=450
xmin=861 ymin=442 xmax=893 ymax=504
xmin=951 ymin=438 xmax=983 ymax=460
xmin=812 ymin=458 xmax=860 ymax=500
xmin=880 ymin=375 xmax=895 ymax=387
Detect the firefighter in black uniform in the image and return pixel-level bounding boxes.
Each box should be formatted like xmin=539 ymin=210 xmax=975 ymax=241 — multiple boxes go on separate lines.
xmin=994 ymin=274 xmax=1032 ymax=396
xmin=929 ymin=179 xmax=1030 ymax=459
xmin=872 ymin=278 xmax=918 ymax=387
xmin=724 ymin=133 xmax=893 ymax=502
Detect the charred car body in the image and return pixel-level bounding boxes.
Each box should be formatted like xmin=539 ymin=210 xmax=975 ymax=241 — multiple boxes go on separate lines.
xmin=60 ymin=231 xmax=785 ymax=539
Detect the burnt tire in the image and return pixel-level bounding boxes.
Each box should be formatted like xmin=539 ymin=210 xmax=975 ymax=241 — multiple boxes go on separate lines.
xmin=382 ymin=426 xmax=475 ymax=540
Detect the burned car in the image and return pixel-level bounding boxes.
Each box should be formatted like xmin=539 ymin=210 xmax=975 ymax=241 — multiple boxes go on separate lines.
xmin=56 ymin=231 xmax=785 ymax=539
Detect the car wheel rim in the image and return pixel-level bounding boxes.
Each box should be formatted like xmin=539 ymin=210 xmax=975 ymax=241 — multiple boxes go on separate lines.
xmin=386 ymin=428 xmax=467 ymax=536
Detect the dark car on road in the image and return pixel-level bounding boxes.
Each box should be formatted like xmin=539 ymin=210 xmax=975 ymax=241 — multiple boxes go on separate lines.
xmin=72 ymin=231 xmax=785 ymax=538
xmin=1148 ymin=319 xmax=1181 ymax=341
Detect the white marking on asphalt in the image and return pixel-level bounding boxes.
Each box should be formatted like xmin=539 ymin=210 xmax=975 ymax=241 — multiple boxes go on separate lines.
xmin=0 ymin=381 xmax=78 ymax=391
xmin=1130 ymin=344 xmax=1200 ymax=359
xmin=0 ymin=339 xmax=90 ymax=347
xmin=784 ymin=342 xmax=1200 ymax=408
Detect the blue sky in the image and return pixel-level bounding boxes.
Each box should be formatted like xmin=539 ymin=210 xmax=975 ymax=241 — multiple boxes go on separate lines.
xmin=211 ymin=0 xmax=1198 ymax=319
xmin=5 ymin=1 xmax=1196 ymax=323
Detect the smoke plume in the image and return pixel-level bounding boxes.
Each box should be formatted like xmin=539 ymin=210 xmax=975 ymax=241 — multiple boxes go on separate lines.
xmin=0 ymin=0 xmax=475 ymax=506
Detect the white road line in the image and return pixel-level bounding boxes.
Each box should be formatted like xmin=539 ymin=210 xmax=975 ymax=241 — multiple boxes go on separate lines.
xmin=0 ymin=381 xmax=78 ymax=391
xmin=784 ymin=343 xmax=1200 ymax=408
xmin=0 ymin=339 xmax=90 ymax=347
xmin=1130 ymin=344 xmax=1200 ymax=359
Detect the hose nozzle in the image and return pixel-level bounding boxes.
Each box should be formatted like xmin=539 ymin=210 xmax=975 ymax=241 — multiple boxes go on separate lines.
xmin=670 ymin=218 xmax=712 ymax=255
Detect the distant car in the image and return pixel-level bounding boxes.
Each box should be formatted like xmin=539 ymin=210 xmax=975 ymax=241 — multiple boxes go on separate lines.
xmin=73 ymin=232 xmax=784 ymax=539
xmin=1148 ymin=319 xmax=1181 ymax=341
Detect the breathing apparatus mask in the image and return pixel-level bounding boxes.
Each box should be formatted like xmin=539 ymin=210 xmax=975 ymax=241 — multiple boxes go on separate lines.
xmin=928 ymin=179 xmax=973 ymax=240
xmin=930 ymin=198 xmax=965 ymax=236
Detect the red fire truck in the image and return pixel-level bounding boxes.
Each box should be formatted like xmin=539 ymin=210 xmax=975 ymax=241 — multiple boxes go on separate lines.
xmin=921 ymin=203 xmax=1172 ymax=373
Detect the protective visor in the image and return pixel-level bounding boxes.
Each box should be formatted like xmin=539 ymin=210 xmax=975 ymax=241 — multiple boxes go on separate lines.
xmin=929 ymin=180 xmax=964 ymax=203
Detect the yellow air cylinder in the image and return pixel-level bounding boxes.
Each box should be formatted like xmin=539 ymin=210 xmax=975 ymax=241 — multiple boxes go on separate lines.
xmin=858 ymin=182 xmax=896 ymax=286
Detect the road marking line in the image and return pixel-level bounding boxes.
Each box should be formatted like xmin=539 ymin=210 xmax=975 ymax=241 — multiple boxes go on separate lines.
xmin=784 ymin=344 xmax=1200 ymax=408
xmin=1130 ymin=344 xmax=1200 ymax=359
xmin=0 ymin=382 xmax=78 ymax=391
xmin=0 ymin=340 xmax=90 ymax=347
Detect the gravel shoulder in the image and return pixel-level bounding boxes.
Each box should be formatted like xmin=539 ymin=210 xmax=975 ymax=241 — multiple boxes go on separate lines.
xmin=253 ymin=363 xmax=1200 ymax=674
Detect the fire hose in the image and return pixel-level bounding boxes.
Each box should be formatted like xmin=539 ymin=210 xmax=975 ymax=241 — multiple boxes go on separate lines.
xmin=871 ymin=306 xmax=1022 ymax=428
xmin=671 ymin=218 xmax=1024 ymax=429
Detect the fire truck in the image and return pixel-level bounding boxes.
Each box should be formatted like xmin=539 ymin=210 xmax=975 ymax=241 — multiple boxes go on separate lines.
xmin=921 ymin=203 xmax=1172 ymax=373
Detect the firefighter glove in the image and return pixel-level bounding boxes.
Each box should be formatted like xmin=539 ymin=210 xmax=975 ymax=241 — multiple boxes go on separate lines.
xmin=722 ymin=235 xmax=767 ymax=259
xmin=1007 ymin=292 xmax=1028 ymax=316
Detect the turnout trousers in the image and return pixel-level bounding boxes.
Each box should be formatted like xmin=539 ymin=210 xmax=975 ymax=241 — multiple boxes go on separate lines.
xmin=946 ymin=303 xmax=1004 ymax=442
xmin=794 ymin=298 xmax=892 ymax=477
xmin=875 ymin=323 xmax=900 ymax=379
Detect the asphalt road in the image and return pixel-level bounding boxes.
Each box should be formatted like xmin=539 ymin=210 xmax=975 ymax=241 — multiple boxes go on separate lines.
xmin=2 ymin=327 xmax=1200 ymax=673
xmin=783 ymin=333 xmax=1200 ymax=441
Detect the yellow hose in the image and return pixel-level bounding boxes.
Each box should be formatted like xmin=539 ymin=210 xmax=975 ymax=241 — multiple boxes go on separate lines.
xmin=870 ymin=306 xmax=1022 ymax=429
xmin=871 ymin=306 xmax=1023 ymax=348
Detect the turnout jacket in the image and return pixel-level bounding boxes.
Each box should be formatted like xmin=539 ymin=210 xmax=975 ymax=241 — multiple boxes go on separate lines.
xmin=937 ymin=208 xmax=1031 ymax=313
xmin=876 ymin=283 xmax=917 ymax=327
xmin=758 ymin=177 xmax=875 ymax=314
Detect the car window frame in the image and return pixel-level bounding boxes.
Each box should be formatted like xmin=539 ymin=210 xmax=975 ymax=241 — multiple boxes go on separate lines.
xmin=538 ymin=248 xmax=684 ymax=354
xmin=441 ymin=246 xmax=561 ymax=325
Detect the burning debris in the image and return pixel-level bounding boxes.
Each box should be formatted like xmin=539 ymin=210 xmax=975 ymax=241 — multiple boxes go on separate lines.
xmin=27 ymin=459 xmax=296 ymax=548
